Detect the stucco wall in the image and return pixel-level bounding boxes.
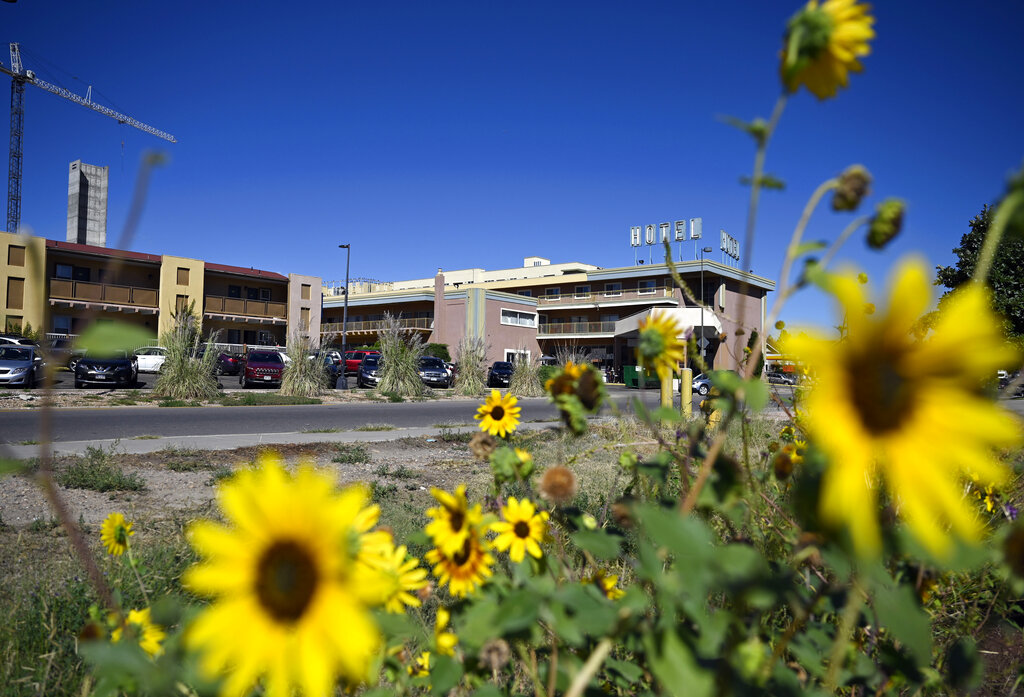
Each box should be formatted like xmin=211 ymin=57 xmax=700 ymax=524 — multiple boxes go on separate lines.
xmin=0 ymin=231 xmax=46 ymax=334
xmin=159 ymin=256 xmax=205 ymax=336
xmin=288 ymin=273 xmax=322 ymax=346
xmin=715 ymin=281 xmax=767 ymax=370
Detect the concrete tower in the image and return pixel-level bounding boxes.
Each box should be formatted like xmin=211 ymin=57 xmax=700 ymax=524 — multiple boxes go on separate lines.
xmin=67 ymin=160 xmax=108 ymax=247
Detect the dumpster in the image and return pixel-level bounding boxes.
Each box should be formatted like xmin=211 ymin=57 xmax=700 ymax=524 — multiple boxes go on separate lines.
xmin=623 ymin=365 xmax=660 ymax=389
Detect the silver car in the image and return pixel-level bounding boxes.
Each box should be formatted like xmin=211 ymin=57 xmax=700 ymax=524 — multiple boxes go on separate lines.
xmin=0 ymin=345 xmax=44 ymax=387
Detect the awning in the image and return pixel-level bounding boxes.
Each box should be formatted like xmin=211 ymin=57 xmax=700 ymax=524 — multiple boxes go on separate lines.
xmin=613 ymin=307 xmax=723 ymax=339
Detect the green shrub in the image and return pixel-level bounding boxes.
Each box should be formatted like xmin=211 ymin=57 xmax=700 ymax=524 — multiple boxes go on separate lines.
xmin=377 ymin=313 xmax=424 ymax=397
xmin=332 ymin=443 xmax=371 ymax=464
xmin=154 ymin=303 xmax=219 ymax=401
xmin=509 ymin=351 xmax=544 ymax=397
xmin=424 ymin=343 xmax=451 ymax=362
xmin=55 ymin=445 xmax=146 ymax=492
xmin=281 ymin=332 xmax=329 ymax=397
xmin=453 ymin=335 xmax=488 ymax=396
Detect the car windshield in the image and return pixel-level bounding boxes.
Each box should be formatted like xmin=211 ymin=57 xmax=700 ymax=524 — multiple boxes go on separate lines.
xmin=0 ymin=347 xmax=31 ymax=361
xmin=249 ymin=351 xmax=283 ymax=363
xmin=419 ymin=357 xmax=445 ymax=369
xmin=362 ymin=356 xmax=379 ymax=368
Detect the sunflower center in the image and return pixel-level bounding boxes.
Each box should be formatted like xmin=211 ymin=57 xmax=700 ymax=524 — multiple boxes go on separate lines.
xmin=452 ymin=539 xmax=472 ymax=566
xmin=490 ymin=405 xmax=505 ymax=421
xmin=513 ymin=520 xmax=531 ymax=539
xmin=848 ymin=347 xmax=915 ymax=434
xmin=255 ymin=541 xmax=318 ymax=623
xmin=449 ymin=510 xmax=465 ymax=532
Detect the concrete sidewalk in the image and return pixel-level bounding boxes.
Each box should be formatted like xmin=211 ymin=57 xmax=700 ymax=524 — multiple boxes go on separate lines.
xmin=1 ymin=419 xmax=565 ymax=460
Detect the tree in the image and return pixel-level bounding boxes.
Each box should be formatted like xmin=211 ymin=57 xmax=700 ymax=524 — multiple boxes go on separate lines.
xmin=935 ymin=204 xmax=1024 ymax=337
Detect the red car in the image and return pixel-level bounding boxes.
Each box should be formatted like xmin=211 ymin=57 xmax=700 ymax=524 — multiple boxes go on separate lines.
xmin=240 ymin=350 xmax=285 ymax=388
xmin=343 ymin=350 xmax=379 ymax=376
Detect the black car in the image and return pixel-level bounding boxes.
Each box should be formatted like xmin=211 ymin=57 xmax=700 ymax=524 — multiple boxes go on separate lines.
xmin=418 ymin=356 xmax=451 ymax=388
xmin=74 ymin=351 xmax=138 ymax=388
xmin=320 ymin=354 xmax=342 ymax=388
xmin=487 ymin=361 xmax=514 ymax=388
xmin=356 ymin=354 xmax=382 ymax=388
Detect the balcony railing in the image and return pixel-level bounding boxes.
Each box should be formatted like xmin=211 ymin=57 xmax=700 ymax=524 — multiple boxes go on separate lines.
xmin=538 ymin=321 xmax=616 ymax=336
xmin=538 ymin=286 xmax=674 ymax=305
xmin=49 ymin=279 xmax=158 ymax=307
xmin=321 ymin=318 xmax=433 ymax=334
xmin=204 ymin=295 xmax=287 ymax=319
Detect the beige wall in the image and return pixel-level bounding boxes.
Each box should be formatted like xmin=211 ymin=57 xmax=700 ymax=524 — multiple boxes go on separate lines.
xmin=287 ymin=273 xmax=322 ymax=346
xmin=715 ymin=281 xmax=767 ymax=370
xmin=159 ymin=256 xmax=205 ymax=336
xmin=0 ymin=231 xmax=46 ymax=334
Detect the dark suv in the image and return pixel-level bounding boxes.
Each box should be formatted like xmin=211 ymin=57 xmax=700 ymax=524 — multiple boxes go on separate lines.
xmin=240 ymin=350 xmax=285 ymax=388
xmin=74 ymin=351 xmax=138 ymax=388
xmin=418 ymin=356 xmax=451 ymax=388
xmin=356 ymin=354 xmax=382 ymax=388
xmin=487 ymin=361 xmax=514 ymax=388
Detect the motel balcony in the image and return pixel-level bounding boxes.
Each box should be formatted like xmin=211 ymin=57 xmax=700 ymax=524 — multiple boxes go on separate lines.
xmin=537 ymin=285 xmax=676 ymax=307
xmin=538 ymin=321 xmax=617 ymax=338
xmin=320 ymin=318 xmax=433 ymax=335
xmin=203 ymin=295 xmax=287 ymax=325
xmin=49 ymin=278 xmax=159 ymax=314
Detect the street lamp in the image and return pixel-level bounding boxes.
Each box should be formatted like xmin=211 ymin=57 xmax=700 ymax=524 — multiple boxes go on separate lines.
xmin=699 ymin=246 xmax=713 ymax=368
xmin=338 ymin=244 xmax=351 ymax=390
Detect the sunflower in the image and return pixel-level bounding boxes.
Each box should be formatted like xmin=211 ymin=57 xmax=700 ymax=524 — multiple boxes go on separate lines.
xmin=408 ymin=651 xmax=431 ymax=677
xmin=360 ymin=539 xmax=429 ymax=614
xmin=182 ymin=454 xmax=382 ymax=696
xmin=781 ymin=0 xmax=875 ymax=100
xmin=787 ymin=258 xmax=1021 ymax=557
xmin=544 ymin=361 xmax=584 ymax=396
xmin=425 ymin=527 xmax=494 ymax=598
xmin=475 ymin=390 xmax=521 ymax=438
xmin=425 ymin=485 xmax=484 ymax=556
xmin=100 ymin=512 xmax=134 ymax=556
xmin=111 ymin=607 xmax=165 ymax=658
xmin=490 ymin=497 xmax=549 ymax=563
xmin=636 ymin=311 xmax=687 ymax=382
xmin=585 ymin=570 xmax=626 ymax=601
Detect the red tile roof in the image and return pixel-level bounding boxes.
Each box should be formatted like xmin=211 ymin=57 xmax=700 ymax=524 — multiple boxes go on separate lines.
xmin=46 ymin=239 xmax=162 ymax=264
xmin=204 ymin=262 xmax=288 ymax=282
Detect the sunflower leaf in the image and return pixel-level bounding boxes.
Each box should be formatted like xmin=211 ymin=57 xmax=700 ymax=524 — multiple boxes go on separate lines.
xmin=75 ymin=321 xmax=154 ymax=357
xmin=871 ymin=579 xmax=932 ymax=664
xmin=430 ymin=654 xmax=462 ymax=696
xmin=0 ymin=458 xmax=29 ymax=477
xmin=571 ymin=529 xmax=622 ymax=560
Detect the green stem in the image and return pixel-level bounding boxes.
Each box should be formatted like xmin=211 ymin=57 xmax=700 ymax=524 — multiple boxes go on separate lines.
xmin=825 ymin=576 xmax=864 ymax=691
xmin=819 ymin=215 xmax=871 ymax=270
xmin=974 ymin=191 xmax=1023 ymax=284
xmin=743 ymin=94 xmax=789 ymax=266
xmin=126 ymin=543 xmax=151 ymax=607
xmin=565 ymin=637 xmax=613 ymax=697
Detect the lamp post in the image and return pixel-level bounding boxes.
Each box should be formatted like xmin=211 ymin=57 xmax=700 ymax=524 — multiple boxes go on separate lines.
xmin=338 ymin=244 xmax=351 ymax=389
xmin=699 ymin=246 xmax=713 ymax=368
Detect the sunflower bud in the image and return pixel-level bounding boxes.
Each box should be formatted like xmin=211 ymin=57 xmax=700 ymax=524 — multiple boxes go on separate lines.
xmin=832 ymin=165 xmax=872 ymax=211
xmin=469 ymin=432 xmax=497 ymax=461
xmin=480 ymin=639 xmax=511 ymax=673
xmin=867 ymin=198 xmax=905 ymax=249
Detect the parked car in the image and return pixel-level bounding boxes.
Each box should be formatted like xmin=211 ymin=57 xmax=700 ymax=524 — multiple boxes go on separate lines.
xmin=0 ymin=333 xmax=38 ymax=347
xmin=766 ymin=370 xmax=797 ymax=386
xmin=344 ymin=350 xmax=380 ymax=376
xmin=692 ymin=370 xmax=739 ymax=396
xmin=0 ymin=345 xmax=44 ymax=387
xmin=196 ymin=347 xmax=243 ymax=375
xmin=134 ymin=346 xmax=168 ymax=373
xmin=320 ymin=354 xmax=342 ymax=388
xmin=240 ymin=350 xmax=285 ymax=388
xmin=356 ymin=354 xmax=382 ymax=388
xmin=46 ymin=337 xmax=84 ymax=368
xmin=74 ymin=351 xmax=138 ymax=388
xmin=487 ymin=361 xmax=514 ymax=388
xmin=418 ymin=356 xmax=451 ymax=388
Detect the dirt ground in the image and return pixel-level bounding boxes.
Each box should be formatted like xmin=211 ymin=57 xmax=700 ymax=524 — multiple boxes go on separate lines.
xmin=0 ymin=436 xmax=505 ymax=529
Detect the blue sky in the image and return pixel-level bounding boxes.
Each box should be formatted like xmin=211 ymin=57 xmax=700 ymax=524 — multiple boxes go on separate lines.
xmin=4 ymin=1 xmax=1023 ymax=329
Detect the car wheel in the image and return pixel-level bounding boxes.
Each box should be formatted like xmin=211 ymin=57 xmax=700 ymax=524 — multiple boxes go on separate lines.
xmin=74 ymin=379 xmax=83 ymax=389
xmin=698 ymin=384 xmax=709 ymax=396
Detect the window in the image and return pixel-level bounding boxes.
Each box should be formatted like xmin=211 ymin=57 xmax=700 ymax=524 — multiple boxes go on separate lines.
xmin=301 ymin=283 xmax=311 ymax=300
xmin=574 ymin=285 xmax=591 ymax=299
xmin=226 ymin=329 xmax=241 ymax=344
xmin=259 ymin=288 xmax=272 ymax=301
xmin=176 ymin=267 xmax=190 ymax=285
xmin=72 ymin=266 xmax=90 ymax=282
xmin=5 ymin=316 xmax=22 ymax=333
xmin=506 ymin=349 xmax=530 ymax=362
xmin=6 ymin=277 xmax=24 ymax=310
xmin=53 ymin=315 xmax=72 ymax=335
xmin=228 ymin=285 xmax=242 ymax=298
xmin=638 ymin=279 xmax=656 ymax=294
xmin=500 ymin=309 xmax=537 ymax=328
xmin=55 ymin=263 xmax=73 ymax=279
xmin=247 ymin=287 xmax=259 ymax=300
xmin=300 ymin=307 xmax=310 ymax=329
xmin=545 ymin=288 xmax=561 ymax=299
xmin=175 ymin=294 xmax=189 ymax=313
xmin=517 ymin=290 xmax=533 ymax=297
xmin=7 ymin=245 xmax=25 ymax=267
xmin=603 ymin=282 xmax=622 ymax=297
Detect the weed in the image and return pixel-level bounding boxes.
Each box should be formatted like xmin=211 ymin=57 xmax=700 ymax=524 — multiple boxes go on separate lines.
xmin=110 ymin=397 xmax=138 ymax=406
xmin=332 ymin=443 xmax=371 ymax=464
xmin=205 ymin=466 xmax=234 ymax=485
xmin=509 ymin=350 xmax=545 ymax=397
xmin=354 ymin=423 xmax=396 ymax=432
xmin=370 ymin=481 xmax=399 ymax=500
xmin=381 ymin=391 xmax=404 ymax=403
xmin=377 ymin=312 xmax=425 ymax=397
xmin=27 ymin=517 xmax=60 ymax=532
xmin=158 ymin=399 xmax=201 ymax=407
xmin=453 ymin=335 xmax=488 ymax=396
xmin=133 ymin=434 xmax=160 ymax=440
xmin=373 ymin=463 xmax=416 ymax=479
xmin=154 ymin=303 xmax=220 ymax=401
xmin=438 ymin=425 xmax=474 ymax=443
xmin=18 ymin=440 xmax=39 ymax=445
xmin=302 ymin=427 xmax=341 ymax=433
xmin=55 ymin=445 xmax=146 ymax=492
xmin=281 ymin=332 xmax=329 ymax=397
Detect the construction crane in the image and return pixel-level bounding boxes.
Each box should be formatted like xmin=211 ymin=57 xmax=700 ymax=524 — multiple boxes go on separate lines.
xmin=0 ymin=42 xmax=175 ymax=236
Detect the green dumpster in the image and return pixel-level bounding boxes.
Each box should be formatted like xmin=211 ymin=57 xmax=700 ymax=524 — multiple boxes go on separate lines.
xmin=623 ymin=365 xmax=659 ymax=389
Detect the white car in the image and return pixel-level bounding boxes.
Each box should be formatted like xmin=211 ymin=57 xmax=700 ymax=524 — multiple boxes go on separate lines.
xmin=134 ymin=346 xmax=168 ymax=373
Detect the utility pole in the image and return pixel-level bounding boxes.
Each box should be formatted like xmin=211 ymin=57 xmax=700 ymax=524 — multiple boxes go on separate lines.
xmin=338 ymin=244 xmax=350 ymax=389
